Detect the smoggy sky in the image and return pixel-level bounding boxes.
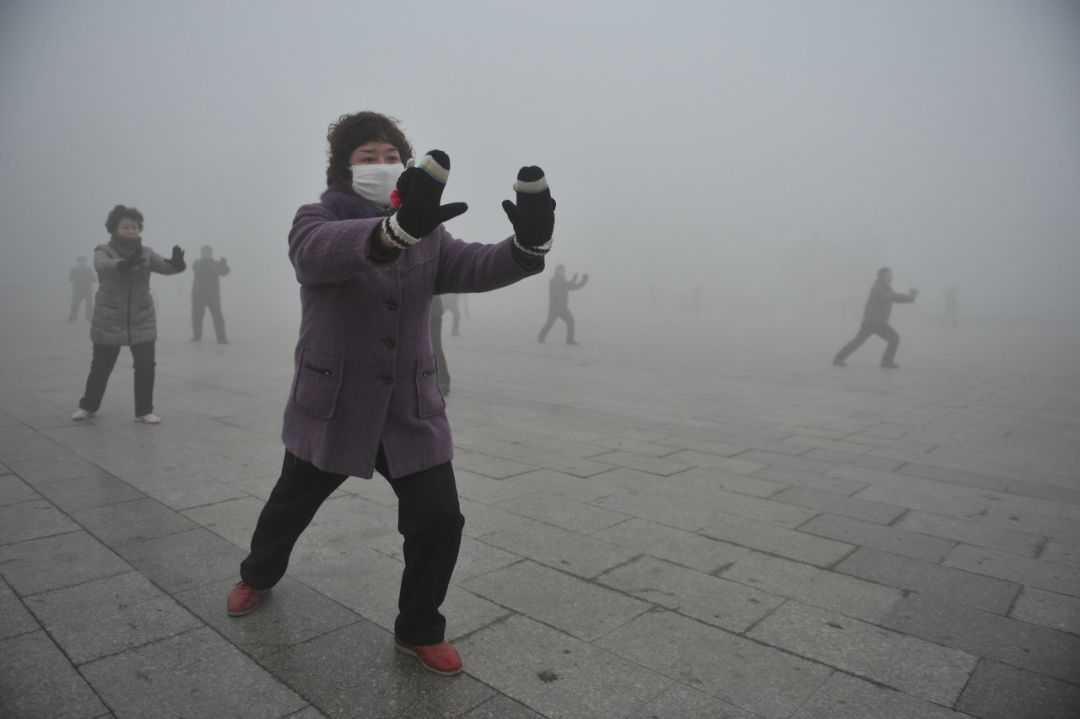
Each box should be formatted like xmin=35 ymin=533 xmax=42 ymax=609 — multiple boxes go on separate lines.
xmin=2 ymin=0 xmax=1079 ymax=336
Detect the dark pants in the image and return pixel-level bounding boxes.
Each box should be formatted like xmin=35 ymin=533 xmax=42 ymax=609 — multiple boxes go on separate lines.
xmin=78 ymin=341 xmax=156 ymax=416
xmin=68 ymin=289 xmax=93 ymax=321
xmin=834 ymin=323 xmax=900 ymax=366
xmin=539 ymin=307 xmax=575 ymax=343
xmin=192 ymin=294 xmax=227 ymax=342
xmin=240 ymin=450 xmax=464 ymax=646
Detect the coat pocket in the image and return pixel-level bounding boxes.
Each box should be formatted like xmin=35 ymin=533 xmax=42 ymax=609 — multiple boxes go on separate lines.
xmin=416 ymin=356 xmax=446 ymax=419
xmin=292 ymin=349 xmax=345 ymax=420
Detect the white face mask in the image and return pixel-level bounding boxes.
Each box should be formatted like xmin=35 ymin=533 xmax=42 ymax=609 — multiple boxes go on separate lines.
xmin=350 ymin=163 xmax=402 ymax=206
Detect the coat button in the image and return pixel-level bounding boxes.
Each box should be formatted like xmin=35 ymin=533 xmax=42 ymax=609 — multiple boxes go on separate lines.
xmin=383 ymin=337 xmax=396 ymax=349
xmin=380 ymin=375 xmax=393 ymax=385
xmin=385 ymin=299 xmax=399 ymax=310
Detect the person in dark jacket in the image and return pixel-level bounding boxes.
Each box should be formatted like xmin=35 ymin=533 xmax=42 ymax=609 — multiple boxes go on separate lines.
xmin=833 ymin=267 xmax=917 ymax=368
xmin=72 ymin=205 xmax=186 ymax=424
xmin=538 ymin=264 xmax=588 ymax=344
xmin=442 ymin=293 xmax=462 ymax=336
xmin=225 ymin=111 xmax=555 ymax=677
xmin=430 ymin=294 xmax=451 ymax=395
xmin=191 ymin=245 xmax=230 ymax=343
xmin=67 ymin=256 xmax=95 ymax=322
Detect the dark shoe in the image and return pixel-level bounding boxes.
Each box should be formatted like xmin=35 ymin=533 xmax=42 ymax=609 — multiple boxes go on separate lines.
xmin=832 ymin=359 xmax=846 ymax=367
xmin=394 ymin=637 xmax=462 ymax=676
xmin=227 ymin=581 xmax=267 ymax=616
xmin=881 ymin=363 xmax=899 ymax=369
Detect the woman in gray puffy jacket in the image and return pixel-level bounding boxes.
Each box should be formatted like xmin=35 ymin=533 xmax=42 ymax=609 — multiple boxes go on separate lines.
xmin=72 ymin=205 xmax=186 ymax=424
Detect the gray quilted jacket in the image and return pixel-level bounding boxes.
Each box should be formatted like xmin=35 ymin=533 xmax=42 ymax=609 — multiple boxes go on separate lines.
xmin=90 ymin=242 xmax=183 ymax=345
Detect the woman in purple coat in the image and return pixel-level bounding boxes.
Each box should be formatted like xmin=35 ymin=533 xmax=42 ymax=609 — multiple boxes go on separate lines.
xmin=226 ymin=112 xmax=555 ymax=675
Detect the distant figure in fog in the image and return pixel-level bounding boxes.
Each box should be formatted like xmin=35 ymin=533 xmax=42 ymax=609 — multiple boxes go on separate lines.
xmin=72 ymin=205 xmax=186 ymax=424
xmin=539 ymin=264 xmax=588 ymax=344
xmin=191 ymin=245 xmax=230 ymax=344
xmin=942 ymin=286 xmax=959 ymax=330
xmin=431 ymin=294 xmax=451 ymax=395
xmin=833 ymin=267 xmax=917 ymax=369
xmin=67 ymin=256 xmax=95 ymax=321
xmin=442 ymin=293 xmax=462 ymax=336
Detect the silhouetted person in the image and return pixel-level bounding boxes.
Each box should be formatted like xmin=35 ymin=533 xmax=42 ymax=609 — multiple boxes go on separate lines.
xmin=833 ymin=267 xmax=917 ymax=369
xmin=443 ymin=293 xmax=462 ymax=336
xmin=67 ymin=256 xmax=95 ymax=321
xmin=191 ymin=245 xmax=230 ymax=343
xmin=539 ymin=264 xmax=588 ymax=344
xmin=431 ymin=295 xmax=451 ymax=395
xmin=942 ymin=287 xmax=959 ymax=330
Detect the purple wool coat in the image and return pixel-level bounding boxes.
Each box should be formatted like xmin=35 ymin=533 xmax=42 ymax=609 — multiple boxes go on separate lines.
xmin=281 ymin=185 xmax=544 ymax=479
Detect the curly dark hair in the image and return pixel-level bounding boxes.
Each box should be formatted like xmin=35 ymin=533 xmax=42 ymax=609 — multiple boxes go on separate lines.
xmin=105 ymin=205 xmax=144 ymax=234
xmin=326 ymin=112 xmax=413 ymax=187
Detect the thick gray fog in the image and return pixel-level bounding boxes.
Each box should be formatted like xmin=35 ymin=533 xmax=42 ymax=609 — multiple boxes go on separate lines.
xmin=2 ymin=0 xmax=1079 ymax=372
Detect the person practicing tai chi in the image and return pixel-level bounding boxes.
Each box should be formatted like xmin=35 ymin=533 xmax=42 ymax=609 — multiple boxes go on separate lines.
xmin=190 ymin=245 xmax=231 ymax=343
xmin=833 ymin=266 xmax=917 ymax=369
xmin=538 ymin=264 xmax=588 ymax=344
xmin=225 ymin=111 xmax=555 ymax=677
xmin=67 ymin=255 xmax=95 ymax=322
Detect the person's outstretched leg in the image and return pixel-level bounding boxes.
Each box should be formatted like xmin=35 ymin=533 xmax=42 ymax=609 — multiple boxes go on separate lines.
xmin=239 ymin=451 xmax=347 ymax=590
xmin=879 ymin=325 xmax=900 ymax=367
xmin=79 ymin=343 xmax=121 ymax=413
xmin=209 ymin=297 xmax=227 ymax=343
xmin=192 ymin=297 xmax=205 ymax=340
xmin=833 ymin=325 xmax=873 ymax=365
xmin=131 ymin=341 xmax=156 ymax=418
xmin=538 ymin=312 xmax=557 ymax=342
xmin=564 ymin=310 xmax=576 ymax=344
xmin=67 ymin=292 xmax=80 ymax=322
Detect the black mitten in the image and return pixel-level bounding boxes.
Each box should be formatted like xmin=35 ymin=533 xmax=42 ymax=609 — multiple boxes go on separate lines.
xmin=116 ymin=255 xmax=145 ymax=272
xmin=167 ymin=245 xmax=186 ymax=271
xmin=502 ymin=166 xmax=555 ymax=257
xmin=382 ymin=150 xmax=468 ymax=250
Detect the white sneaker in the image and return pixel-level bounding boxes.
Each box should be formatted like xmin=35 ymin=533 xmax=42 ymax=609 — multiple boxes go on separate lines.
xmin=135 ymin=413 xmax=161 ymax=424
xmin=71 ymin=408 xmax=95 ymax=421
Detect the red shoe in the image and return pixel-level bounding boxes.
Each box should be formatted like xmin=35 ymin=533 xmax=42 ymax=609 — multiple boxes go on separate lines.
xmin=226 ymin=581 xmax=267 ymax=616
xmin=394 ymin=637 xmax=463 ymax=676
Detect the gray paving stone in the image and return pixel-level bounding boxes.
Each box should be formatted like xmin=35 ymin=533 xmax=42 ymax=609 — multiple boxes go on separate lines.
xmin=1041 ymin=538 xmax=1080 ymax=567
xmin=0 ymin=472 xmax=39 ymax=506
xmin=81 ymin=626 xmax=306 ymax=718
xmin=835 ymin=547 xmax=1021 ymax=614
xmin=455 ymin=468 xmax=545 ymax=505
xmin=593 ymin=518 xmax=751 ymax=573
xmin=771 ymin=485 xmax=905 ymax=525
xmin=500 ymin=468 xmax=616 ymax=503
xmin=181 ymin=495 xmax=265 ymax=548
xmin=734 ymin=449 xmax=838 ymax=475
xmin=801 ymin=447 xmax=907 ymax=472
xmin=969 ymin=504 xmax=1080 ymax=542
xmin=0 ymin=498 xmax=80 ymax=545
xmin=897 ymin=462 xmax=1011 ymax=491
xmin=262 ymin=619 xmax=496 ymax=719
xmin=0 ymin=530 xmax=132 ymax=595
xmin=7 ymin=453 xmax=104 ymax=485
xmin=453 ymin=448 xmax=540 ymax=478
xmin=663 ymin=449 xmax=766 ymax=475
xmin=24 ymin=571 xmax=202 ymax=664
xmin=673 ymin=465 xmax=787 ymax=498
xmin=626 ymin=683 xmax=761 ymax=719
xmin=1011 ymin=587 xmax=1080 ymax=635
xmin=71 ymin=496 xmax=198 ymax=547
xmin=597 ymin=555 xmax=783 ymax=632
xmin=655 ymin=434 xmax=749 ymax=457
xmin=176 ymin=576 xmax=361 ymax=658
xmin=597 ymin=609 xmax=832 ymax=719
xmin=114 ymin=526 xmax=245 ymax=593
xmin=495 ymin=491 xmax=629 ymax=534
xmin=289 ymin=541 xmax=405 ymax=627
xmin=791 ymin=672 xmax=973 ymax=719
xmin=881 ymin=593 xmax=1080 ymax=683
xmin=455 ymin=614 xmax=672 ymax=719
xmin=462 ymin=559 xmax=651 ymax=640
xmin=284 ymin=706 xmax=331 ymax=719
xmin=591 ymin=449 xmax=693 ymax=476
xmin=0 ymin=630 xmax=107 ymax=718
xmin=747 ymin=602 xmax=977 ymax=706
xmin=894 ymin=510 xmax=1045 ymax=557
xmin=32 ymin=472 xmax=146 ymax=511
xmin=1006 ymin=476 xmax=1080 ymax=505
xmin=799 ymin=513 xmax=957 ymax=562
xmin=460 ymin=695 xmax=546 ymax=719
xmin=132 ymin=473 xmax=250 ymax=510
xmin=478 ymin=517 xmax=637 ymax=578
xmin=956 ymin=659 xmax=1080 ymax=719
xmin=590 ymin=435 xmax=680 ymax=458
xmin=749 ymin=466 xmax=869 ymax=495
xmin=720 ymin=551 xmax=903 ymax=623
xmin=699 ymin=514 xmax=854 ymax=567
xmin=0 ymin=578 xmax=38 ymax=641
xmin=945 ymin=544 xmax=1080 ymax=596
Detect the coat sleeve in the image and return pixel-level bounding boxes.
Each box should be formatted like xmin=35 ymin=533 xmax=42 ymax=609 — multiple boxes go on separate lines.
xmin=218 ymin=260 xmax=231 ymax=277
xmin=288 ymin=203 xmax=388 ymax=286
xmin=93 ymin=247 xmax=126 ymax=276
xmin=433 ymin=229 xmax=545 ymax=295
xmin=148 ymin=250 xmax=182 ymax=275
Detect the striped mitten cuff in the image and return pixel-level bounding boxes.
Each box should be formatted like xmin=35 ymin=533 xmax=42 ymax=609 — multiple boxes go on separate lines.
xmin=502 ymin=166 xmax=555 ymax=257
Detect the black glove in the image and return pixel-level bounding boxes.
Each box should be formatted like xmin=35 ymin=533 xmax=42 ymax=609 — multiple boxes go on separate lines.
xmin=502 ymin=166 xmax=555 ymax=257
xmin=382 ymin=150 xmax=468 ymax=250
xmin=116 ymin=255 xmax=145 ymax=272
xmin=167 ymin=245 xmax=186 ymax=271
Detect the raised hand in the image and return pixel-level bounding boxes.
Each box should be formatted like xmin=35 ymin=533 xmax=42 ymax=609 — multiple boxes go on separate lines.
xmin=168 ymin=245 xmax=186 ymax=271
xmin=502 ymin=165 xmax=555 ymax=257
xmin=382 ymin=150 xmax=468 ymax=249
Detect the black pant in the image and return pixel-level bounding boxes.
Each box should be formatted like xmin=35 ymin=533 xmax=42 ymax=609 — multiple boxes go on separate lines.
xmin=78 ymin=341 xmax=156 ymax=416
xmin=539 ymin=307 xmax=575 ymax=343
xmin=240 ymin=450 xmax=464 ymax=646
xmin=192 ymin=294 xmax=227 ymax=342
xmin=834 ymin=323 xmax=900 ymax=366
xmin=68 ymin=289 xmax=93 ymax=321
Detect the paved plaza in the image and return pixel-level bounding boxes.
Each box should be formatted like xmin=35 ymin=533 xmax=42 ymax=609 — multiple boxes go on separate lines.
xmin=1 ymin=311 xmax=1078 ymax=719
